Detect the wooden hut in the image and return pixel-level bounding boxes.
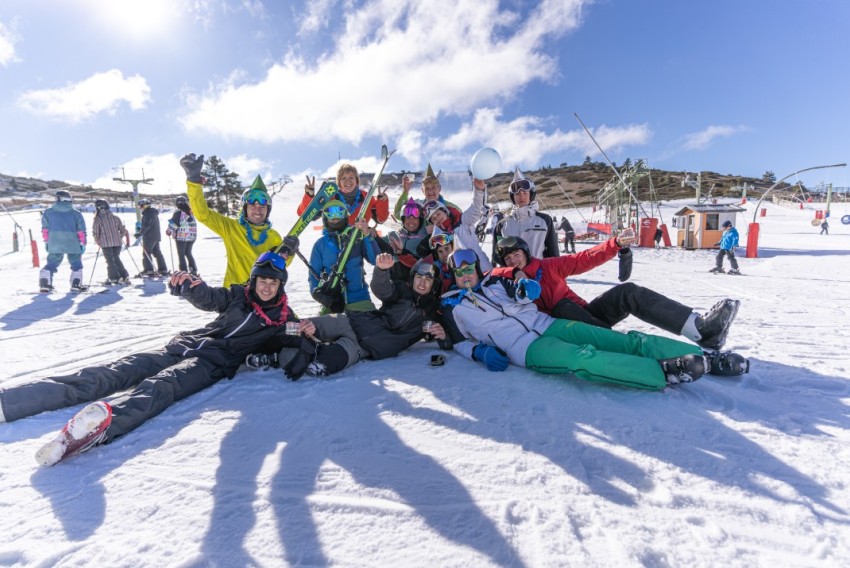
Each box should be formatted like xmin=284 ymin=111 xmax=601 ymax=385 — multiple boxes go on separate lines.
xmin=671 ymin=203 xmax=746 ymax=249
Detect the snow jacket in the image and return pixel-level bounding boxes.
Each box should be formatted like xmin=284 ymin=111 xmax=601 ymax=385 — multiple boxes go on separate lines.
xmin=41 ymin=201 xmax=86 ymax=254
xmin=296 ymin=187 xmax=389 ymax=225
xmin=719 ymin=227 xmax=739 ymax=250
xmin=489 ymin=238 xmax=621 ymax=313
xmin=441 ymin=273 xmax=552 ymax=366
xmin=168 ymin=210 xmax=197 ymax=242
xmin=139 ymin=207 xmax=162 ymax=246
xmin=187 ymin=180 xmax=283 ymax=287
xmin=559 ymin=218 xmax=575 ymax=235
xmin=92 ymin=209 xmax=129 ymax=248
xmin=165 ymin=281 xmax=299 ymax=377
xmin=347 ymin=266 xmax=444 ymax=359
xmin=309 ymin=229 xmax=379 ymax=305
xmin=493 ymin=202 xmax=559 ymax=261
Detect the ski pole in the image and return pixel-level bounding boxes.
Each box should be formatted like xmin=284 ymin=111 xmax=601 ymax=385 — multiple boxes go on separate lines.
xmin=125 ymin=244 xmax=142 ymax=274
xmin=87 ymin=247 xmax=101 ymax=288
xmin=168 ymin=235 xmax=175 ymax=272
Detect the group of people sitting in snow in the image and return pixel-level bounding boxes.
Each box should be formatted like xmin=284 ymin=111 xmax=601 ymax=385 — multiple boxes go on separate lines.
xmin=1 ymin=152 xmax=748 ymax=466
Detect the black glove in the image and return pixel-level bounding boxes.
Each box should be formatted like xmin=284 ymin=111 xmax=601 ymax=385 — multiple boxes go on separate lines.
xmin=283 ymin=338 xmax=317 ymax=381
xmin=311 ymin=281 xmax=346 ymax=313
xmin=280 ymin=235 xmax=300 ymax=256
xmin=133 ymin=231 xmax=142 ymax=239
xmin=180 ymin=153 xmax=204 ymax=183
xmin=617 ymin=247 xmax=633 ymax=282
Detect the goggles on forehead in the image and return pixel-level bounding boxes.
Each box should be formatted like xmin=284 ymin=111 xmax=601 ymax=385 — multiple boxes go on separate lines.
xmin=403 ymin=203 xmax=423 ymax=217
xmin=254 ymin=251 xmax=287 ymax=270
xmin=496 ymin=236 xmax=521 ymax=255
xmin=412 ymin=262 xmax=436 ymax=279
xmin=243 ymin=189 xmax=270 ymax=205
xmin=452 ymin=264 xmax=477 ymax=277
xmin=323 ymin=205 xmax=348 ymax=220
xmin=509 ymin=179 xmax=532 ymax=194
xmin=429 ymin=233 xmax=453 ymax=249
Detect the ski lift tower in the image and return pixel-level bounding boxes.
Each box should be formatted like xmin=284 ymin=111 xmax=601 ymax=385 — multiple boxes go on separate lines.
xmin=596 ymin=160 xmax=648 ymax=229
xmin=682 ymin=172 xmax=702 ymax=203
xmin=112 ymin=168 xmax=154 ymax=230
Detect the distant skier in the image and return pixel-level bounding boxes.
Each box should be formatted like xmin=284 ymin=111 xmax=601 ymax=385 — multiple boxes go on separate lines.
xmin=136 ymin=198 xmax=169 ymax=276
xmin=654 ymin=227 xmax=664 ymax=248
xmin=39 ymin=190 xmax=87 ymax=292
xmin=92 ymin=199 xmax=131 ymax=285
xmin=167 ymin=195 xmax=198 ymax=275
xmin=820 ymin=219 xmax=829 ymax=235
xmin=559 ymin=216 xmax=576 ymax=253
xmin=711 ymin=220 xmax=740 ymax=275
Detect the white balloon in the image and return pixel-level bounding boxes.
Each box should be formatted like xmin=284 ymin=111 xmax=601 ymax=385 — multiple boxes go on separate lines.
xmin=470 ymin=147 xmax=501 ymax=180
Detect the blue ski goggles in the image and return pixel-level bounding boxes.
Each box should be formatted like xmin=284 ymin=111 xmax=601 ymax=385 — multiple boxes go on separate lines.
xmin=254 ymin=251 xmax=287 ymax=270
xmin=323 ymin=205 xmax=348 ymax=220
xmin=243 ymin=189 xmax=270 ymax=205
xmin=448 ymin=249 xmax=479 ymax=272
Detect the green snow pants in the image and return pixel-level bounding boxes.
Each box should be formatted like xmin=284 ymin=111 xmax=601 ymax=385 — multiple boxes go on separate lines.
xmin=525 ymin=319 xmax=702 ymax=391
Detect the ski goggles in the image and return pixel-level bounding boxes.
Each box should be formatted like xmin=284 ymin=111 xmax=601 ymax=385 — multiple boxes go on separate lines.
xmin=254 ymin=251 xmax=287 ymax=270
xmin=428 ymin=233 xmax=453 ymax=249
xmin=412 ymin=262 xmax=436 ymax=279
xmin=449 ymin=249 xmax=479 ymax=274
xmin=509 ymin=179 xmax=533 ymax=194
xmin=495 ymin=236 xmax=522 ymax=256
xmin=243 ymin=189 xmax=270 ymax=205
xmin=423 ymin=200 xmax=448 ymax=220
xmin=403 ymin=202 xmax=423 ymax=218
xmin=452 ymin=264 xmax=477 ymax=277
xmin=323 ymin=205 xmax=348 ymax=220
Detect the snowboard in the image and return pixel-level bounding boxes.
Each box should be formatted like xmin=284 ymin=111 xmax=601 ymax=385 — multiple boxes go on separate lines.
xmin=35 ymin=401 xmax=112 ymax=466
xmin=277 ymin=181 xmax=341 ymax=265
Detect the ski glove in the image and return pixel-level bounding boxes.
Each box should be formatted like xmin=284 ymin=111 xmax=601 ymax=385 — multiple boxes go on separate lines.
xmin=283 ymin=338 xmax=317 ymax=381
xmin=517 ymin=278 xmax=541 ymax=301
xmin=180 ymin=153 xmax=204 ymax=183
xmin=472 ymin=344 xmax=509 ymax=372
xmin=617 ymin=247 xmax=633 ymax=282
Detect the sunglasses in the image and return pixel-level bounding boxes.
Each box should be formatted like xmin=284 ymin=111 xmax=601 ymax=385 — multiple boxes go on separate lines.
xmin=243 ymin=189 xmax=270 ymax=205
xmin=323 ymin=205 xmax=347 ymax=220
xmin=429 ymin=233 xmax=453 ymax=248
xmin=412 ymin=262 xmax=436 ymax=279
xmin=452 ymin=264 xmax=477 ymax=277
xmin=509 ymin=179 xmax=532 ymax=194
xmin=254 ymin=251 xmax=287 ymax=270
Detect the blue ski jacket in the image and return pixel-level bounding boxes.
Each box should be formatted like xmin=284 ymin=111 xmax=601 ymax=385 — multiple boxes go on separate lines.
xmin=309 ymin=229 xmax=379 ymax=305
xmin=41 ymin=201 xmax=86 ymax=254
xmin=720 ymin=227 xmax=739 ymax=250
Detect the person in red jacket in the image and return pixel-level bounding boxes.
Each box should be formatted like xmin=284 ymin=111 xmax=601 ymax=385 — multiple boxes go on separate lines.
xmin=490 ymin=235 xmax=741 ymax=352
xmin=297 ymin=163 xmax=389 ymax=225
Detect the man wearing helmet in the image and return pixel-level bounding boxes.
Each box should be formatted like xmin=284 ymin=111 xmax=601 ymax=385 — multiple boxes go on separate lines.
xmin=39 ymin=190 xmax=88 ymax=292
xmin=492 ymin=167 xmax=559 ymax=262
xmin=489 ymin=235 xmax=743 ymax=360
xmin=246 ymin=253 xmax=449 ymax=380
xmin=180 ymin=153 xmax=283 ymax=287
xmin=167 ymin=195 xmax=198 ymax=275
xmin=440 ymin=249 xmax=730 ymax=390
xmin=1 ymin=252 xmax=303 ymax=466
xmin=136 ymin=198 xmax=169 ymax=276
xmin=92 ymin=199 xmax=131 ymax=285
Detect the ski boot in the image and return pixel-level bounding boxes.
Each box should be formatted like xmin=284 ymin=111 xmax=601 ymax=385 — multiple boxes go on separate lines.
xmin=245 ymin=352 xmax=279 ymax=370
xmin=727 ymin=268 xmax=741 ymax=275
xmin=35 ymin=401 xmax=112 ymax=466
xmin=659 ymin=354 xmax=708 ymax=385
xmin=705 ymin=350 xmax=750 ymax=376
xmin=39 ymin=269 xmax=54 ymax=293
xmin=709 ymin=266 xmax=725 ymax=274
xmin=695 ymin=299 xmax=740 ymax=351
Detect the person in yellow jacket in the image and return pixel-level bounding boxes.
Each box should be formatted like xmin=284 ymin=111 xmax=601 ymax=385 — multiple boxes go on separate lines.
xmin=180 ymin=153 xmax=283 ymax=287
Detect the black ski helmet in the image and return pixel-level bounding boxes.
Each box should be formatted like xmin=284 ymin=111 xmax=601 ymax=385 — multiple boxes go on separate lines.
xmin=409 ymin=257 xmax=441 ymax=295
xmin=321 ymin=199 xmax=349 ymax=232
xmin=241 ymin=176 xmax=272 ymax=222
xmin=249 ymin=251 xmax=288 ymax=305
xmin=138 ymin=198 xmax=152 ymax=207
xmin=494 ymin=235 xmax=532 ymax=266
xmin=55 ymin=190 xmax=72 ymax=202
xmin=95 ymin=199 xmax=110 ymax=211
xmin=175 ymin=195 xmax=190 ymax=213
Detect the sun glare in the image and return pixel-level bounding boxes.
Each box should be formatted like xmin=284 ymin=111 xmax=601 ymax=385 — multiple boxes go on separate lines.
xmin=85 ymin=0 xmax=183 ymax=43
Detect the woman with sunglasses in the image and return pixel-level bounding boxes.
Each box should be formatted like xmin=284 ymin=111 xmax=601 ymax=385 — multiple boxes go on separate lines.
xmin=440 ymin=249 xmax=728 ymax=390
xmin=2 ymin=252 xmax=302 ymax=466
xmin=309 ymin=199 xmax=380 ymax=313
xmin=491 ymin=167 xmax=560 ymax=264
xmin=181 ymin=153 xmax=284 ymax=287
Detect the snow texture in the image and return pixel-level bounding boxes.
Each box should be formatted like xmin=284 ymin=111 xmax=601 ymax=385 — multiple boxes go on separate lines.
xmin=1 ymin=183 xmax=849 ymax=567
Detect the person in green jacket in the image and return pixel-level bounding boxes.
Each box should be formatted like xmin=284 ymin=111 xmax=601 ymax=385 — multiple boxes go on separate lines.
xmin=180 ymin=153 xmax=283 ymax=287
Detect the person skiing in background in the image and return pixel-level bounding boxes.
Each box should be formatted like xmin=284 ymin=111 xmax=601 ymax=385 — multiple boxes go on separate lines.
xmin=393 ymin=164 xmax=463 ymax=221
xmin=654 ymin=226 xmax=664 ymax=248
xmin=0 ymin=252 xmax=302 ymax=466
xmin=39 ymin=190 xmax=87 ymax=292
xmin=711 ymin=220 xmax=740 ymax=275
xmin=820 ymin=218 xmax=829 ymax=235
xmin=489 ymin=236 xmax=747 ymax=374
xmin=181 ymin=153 xmax=284 ymax=287
xmin=299 ymin=162 xmax=389 ymax=225
xmin=135 ymin=198 xmax=169 ymax=276
xmin=92 ymin=198 xmax=131 ymax=285
xmin=492 ymin=168 xmax=560 ymax=262
xmin=559 ymin=216 xmax=576 ymax=253
xmin=167 ymin=195 xmax=198 ymax=275
xmin=309 ymin=199 xmax=380 ymax=314
xmin=441 ymin=249 xmax=737 ymax=390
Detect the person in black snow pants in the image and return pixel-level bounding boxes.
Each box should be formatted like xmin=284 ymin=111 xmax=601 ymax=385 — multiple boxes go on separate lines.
xmin=136 ymin=198 xmax=169 ymax=276
xmin=0 ymin=251 xmax=302 ymax=466
xmin=167 ymin=195 xmax=198 ymax=274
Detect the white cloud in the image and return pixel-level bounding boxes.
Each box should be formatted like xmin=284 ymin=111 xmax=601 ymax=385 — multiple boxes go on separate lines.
xmin=17 ymin=69 xmax=152 ymax=123
xmin=0 ymin=19 xmax=19 ymax=66
xmin=425 ymin=108 xmax=651 ymax=170
xmin=180 ymin=0 xmax=588 ymax=146
xmin=298 ymin=0 xmax=337 ymax=34
xmin=682 ymin=125 xmax=749 ymax=151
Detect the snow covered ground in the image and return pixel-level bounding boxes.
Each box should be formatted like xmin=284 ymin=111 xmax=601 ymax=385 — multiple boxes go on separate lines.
xmin=1 ymin=183 xmax=849 ymax=567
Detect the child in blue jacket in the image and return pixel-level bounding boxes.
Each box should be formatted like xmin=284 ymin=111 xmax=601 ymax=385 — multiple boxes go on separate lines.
xmin=711 ymin=220 xmax=740 ymax=275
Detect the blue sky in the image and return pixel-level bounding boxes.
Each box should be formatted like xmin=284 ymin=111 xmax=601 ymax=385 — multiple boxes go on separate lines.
xmin=1 ymin=0 xmax=848 ymax=195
